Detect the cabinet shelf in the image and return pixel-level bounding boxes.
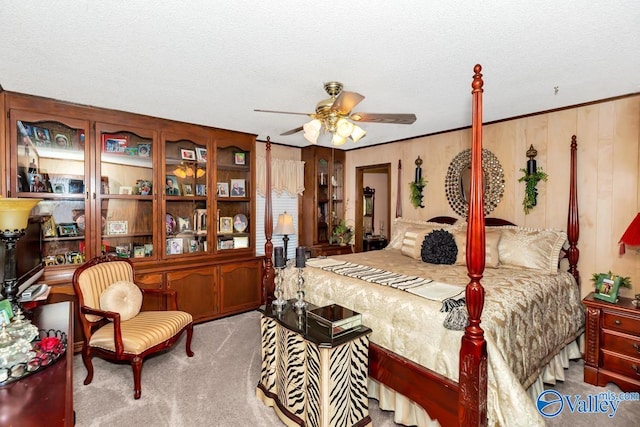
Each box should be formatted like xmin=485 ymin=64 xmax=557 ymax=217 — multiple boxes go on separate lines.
xmin=102 ymin=194 xmax=154 ymax=200
xmin=217 ymin=164 xmax=249 ymax=172
xmin=43 ymin=235 xmax=85 ymax=242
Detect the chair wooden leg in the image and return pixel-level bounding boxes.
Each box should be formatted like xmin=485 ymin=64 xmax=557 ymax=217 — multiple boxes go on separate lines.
xmin=82 ymin=346 xmax=94 ymax=385
xmin=185 ymin=323 xmax=194 ymax=357
xmin=132 ymin=356 xmax=143 ymax=399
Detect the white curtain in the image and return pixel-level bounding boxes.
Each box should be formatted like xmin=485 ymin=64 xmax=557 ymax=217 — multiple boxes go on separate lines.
xmin=256 ymin=156 xmax=305 ymax=197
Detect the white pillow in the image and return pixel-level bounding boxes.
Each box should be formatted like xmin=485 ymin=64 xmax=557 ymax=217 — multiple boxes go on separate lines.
xmin=99 ymin=280 xmax=143 ymax=321
xmin=452 ymin=228 xmax=502 ymax=268
xmin=388 ymin=218 xmax=455 ymax=250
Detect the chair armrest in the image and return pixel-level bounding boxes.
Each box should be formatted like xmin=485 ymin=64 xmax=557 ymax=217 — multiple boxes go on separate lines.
xmin=140 ymin=288 xmax=179 ymax=310
xmin=80 ymin=305 xmax=125 ymax=357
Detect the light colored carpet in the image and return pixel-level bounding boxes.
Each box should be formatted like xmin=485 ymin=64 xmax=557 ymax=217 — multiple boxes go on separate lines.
xmin=73 ymin=311 xmax=638 ymax=426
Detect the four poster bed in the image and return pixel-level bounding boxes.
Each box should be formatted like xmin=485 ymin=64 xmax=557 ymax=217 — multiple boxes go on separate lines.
xmin=261 ymin=65 xmax=584 ymax=426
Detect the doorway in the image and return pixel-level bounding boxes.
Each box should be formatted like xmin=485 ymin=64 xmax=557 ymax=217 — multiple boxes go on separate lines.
xmin=355 ymin=163 xmax=391 ymax=252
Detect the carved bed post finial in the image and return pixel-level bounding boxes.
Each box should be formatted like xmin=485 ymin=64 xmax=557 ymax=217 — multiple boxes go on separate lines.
xmin=396 ymin=160 xmax=402 ymax=218
xmin=262 ymin=137 xmax=275 ymax=304
xmin=567 ymin=135 xmax=580 ymax=285
xmin=459 ymin=64 xmax=488 ymax=427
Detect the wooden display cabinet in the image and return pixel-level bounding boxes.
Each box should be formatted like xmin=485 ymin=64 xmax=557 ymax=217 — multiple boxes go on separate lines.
xmin=2 ymin=91 xmax=263 ymax=348
xmin=300 ymin=146 xmax=346 ymax=256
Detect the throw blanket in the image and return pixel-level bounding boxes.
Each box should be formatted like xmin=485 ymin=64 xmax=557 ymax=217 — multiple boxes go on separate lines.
xmin=307 ymin=258 xmax=465 ymax=303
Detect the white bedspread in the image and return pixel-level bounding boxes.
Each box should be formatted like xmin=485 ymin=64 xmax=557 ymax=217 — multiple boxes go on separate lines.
xmin=280 ymin=249 xmax=585 ymax=426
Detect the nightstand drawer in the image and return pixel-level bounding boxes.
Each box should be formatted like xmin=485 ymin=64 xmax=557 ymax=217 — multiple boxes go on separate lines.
xmin=603 ymin=311 xmax=640 ymax=336
xmin=601 ymin=351 xmax=640 ymax=379
xmin=602 ymin=332 xmax=640 ymax=359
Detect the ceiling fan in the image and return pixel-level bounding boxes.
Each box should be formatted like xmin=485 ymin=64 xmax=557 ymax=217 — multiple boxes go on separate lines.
xmin=255 ymin=81 xmax=417 ymax=145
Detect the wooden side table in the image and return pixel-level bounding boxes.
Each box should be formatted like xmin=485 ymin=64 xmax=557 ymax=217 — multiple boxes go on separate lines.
xmin=257 ymin=302 xmax=372 ymax=427
xmin=583 ymin=292 xmax=640 ymax=391
xmin=310 ymin=244 xmax=354 ymax=258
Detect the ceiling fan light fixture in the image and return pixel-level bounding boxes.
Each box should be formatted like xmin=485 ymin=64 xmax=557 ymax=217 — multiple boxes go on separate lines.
xmin=196 ymin=168 xmax=205 ymax=178
xmin=335 ymin=118 xmax=354 ymax=138
xmin=331 ymin=133 xmax=347 ymax=146
xmin=350 ymin=125 xmax=366 ymax=143
xmin=303 ymin=119 xmax=321 ymax=144
xmin=173 ymin=165 xmax=187 ymax=178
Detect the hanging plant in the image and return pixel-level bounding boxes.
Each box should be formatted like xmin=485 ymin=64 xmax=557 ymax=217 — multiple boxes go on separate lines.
xmin=409 ymin=178 xmax=427 ymax=208
xmin=518 ymin=168 xmax=548 ymax=214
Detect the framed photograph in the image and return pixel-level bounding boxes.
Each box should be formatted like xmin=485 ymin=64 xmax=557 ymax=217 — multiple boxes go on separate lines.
xmin=137 ymin=143 xmax=151 ymax=157
xmin=182 ymin=184 xmax=194 ymax=196
xmin=230 ymin=179 xmax=246 ymax=197
xmin=233 ymin=236 xmax=249 ymax=249
xmin=195 ymin=147 xmax=207 ymax=162
xmin=165 ymin=175 xmax=180 ymax=195
xmin=107 ymin=220 xmax=128 ymax=235
xmin=102 ymin=134 xmax=129 ymax=153
xmin=119 ymin=186 xmax=133 ymax=195
xmin=177 ymin=216 xmax=191 ymax=232
xmin=180 ymin=148 xmax=196 ymax=161
xmin=594 ymin=273 xmax=622 ymax=303
xmin=33 ymin=126 xmax=52 ymax=145
xmin=52 ymin=132 xmax=72 ymax=149
xmin=217 ymin=182 xmax=229 ymax=197
xmin=144 ymin=243 xmax=154 ymax=256
xmin=234 ymin=151 xmax=246 ymax=165
xmin=124 ymin=147 xmax=138 ymax=156
xmin=133 ymin=246 xmax=146 ymax=258
xmin=220 ymin=217 xmax=233 ymax=233
xmin=69 ymin=179 xmax=84 ymax=194
xmin=57 ymin=223 xmax=78 ymax=237
xmin=0 ymin=299 xmax=14 ymax=324
xmin=194 ymin=209 xmax=207 ymax=233
xmin=30 ymin=173 xmax=47 ymax=192
xmin=188 ymin=239 xmax=199 ymax=253
xmin=195 ymin=184 xmax=206 ymax=196
xmin=218 ymin=239 xmax=234 ymax=250
xmin=168 ymin=238 xmax=183 ymax=255
xmin=101 ymin=176 xmax=110 ymax=194
xmin=42 ymin=216 xmax=57 ymax=237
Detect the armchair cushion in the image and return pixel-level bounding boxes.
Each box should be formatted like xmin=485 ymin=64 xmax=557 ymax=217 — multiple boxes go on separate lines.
xmin=89 ymin=311 xmax=193 ymax=354
xmin=99 ymin=280 xmax=143 ymax=321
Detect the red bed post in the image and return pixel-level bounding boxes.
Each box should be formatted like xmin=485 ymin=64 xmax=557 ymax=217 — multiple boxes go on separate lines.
xmin=262 ymin=137 xmax=275 ymax=304
xmin=459 ymin=64 xmax=488 ymax=426
xmin=567 ymin=135 xmax=580 ymax=285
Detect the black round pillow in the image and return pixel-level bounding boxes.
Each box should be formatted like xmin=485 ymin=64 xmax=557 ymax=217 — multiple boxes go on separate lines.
xmin=421 ymin=229 xmax=457 ymax=264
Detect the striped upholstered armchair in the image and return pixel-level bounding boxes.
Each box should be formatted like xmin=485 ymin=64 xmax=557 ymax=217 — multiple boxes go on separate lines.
xmin=72 ymin=254 xmax=194 ymax=399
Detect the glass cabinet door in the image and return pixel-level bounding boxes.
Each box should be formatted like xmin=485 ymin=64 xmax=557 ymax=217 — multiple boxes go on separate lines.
xmin=316 ymin=156 xmax=330 ymax=243
xmin=331 ymin=154 xmax=344 ymax=230
xmin=215 ymin=145 xmax=251 ymax=252
xmin=96 ymin=123 xmax=157 ymax=260
xmin=163 ymin=133 xmax=209 ymax=257
xmin=10 ymin=111 xmax=91 ymax=266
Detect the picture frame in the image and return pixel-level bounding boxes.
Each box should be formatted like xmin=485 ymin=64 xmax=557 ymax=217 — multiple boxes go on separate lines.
xmin=177 ymin=216 xmax=191 ymax=232
xmin=182 ymin=184 xmax=194 ymax=196
xmin=233 ymin=236 xmax=249 ymax=249
xmin=195 ymin=184 xmax=206 ymax=196
xmin=195 ymin=147 xmax=207 ymax=162
xmin=219 ymin=217 xmax=233 ymax=233
xmin=217 ymin=182 xmax=229 ymax=197
xmin=102 ymin=134 xmax=129 ymax=153
xmin=133 ymin=246 xmax=146 ymax=258
xmin=33 ymin=126 xmax=52 ymax=146
xmin=180 ymin=148 xmax=196 ymax=161
xmin=168 ymin=237 xmax=183 ymax=255
xmin=0 ymin=299 xmax=14 ymax=324
xmin=144 ymin=243 xmax=154 ymax=256
xmin=124 ymin=146 xmax=139 ymax=156
xmin=119 ymin=186 xmax=133 ymax=195
xmin=101 ymin=176 xmax=110 ymax=194
xmin=188 ymin=239 xmax=199 ymax=253
xmin=234 ymin=151 xmax=246 ymax=165
xmin=594 ymin=273 xmax=622 ymax=303
xmin=107 ymin=220 xmax=128 ymax=235
xmin=52 ymin=131 xmax=72 ymax=149
xmin=57 ymin=223 xmax=78 ymax=237
xmin=194 ymin=209 xmax=207 ymax=233
xmin=137 ymin=143 xmax=151 ymax=157
xmin=68 ymin=179 xmax=85 ymax=194
xmin=165 ymin=175 xmax=180 ymax=196
xmin=218 ymin=239 xmax=235 ymax=250
xmin=230 ymin=179 xmax=246 ymax=197
xmin=42 ymin=216 xmax=57 ymax=237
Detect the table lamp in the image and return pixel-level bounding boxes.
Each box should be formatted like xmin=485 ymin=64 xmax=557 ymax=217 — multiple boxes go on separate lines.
xmin=274 ymin=211 xmax=296 ymax=261
xmin=0 ymin=197 xmax=42 ymax=312
xmin=619 ymin=213 xmax=640 ymax=255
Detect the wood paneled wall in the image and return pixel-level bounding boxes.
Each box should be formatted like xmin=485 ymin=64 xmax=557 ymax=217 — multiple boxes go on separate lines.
xmin=345 ymin=95 xmax=640 ymax=298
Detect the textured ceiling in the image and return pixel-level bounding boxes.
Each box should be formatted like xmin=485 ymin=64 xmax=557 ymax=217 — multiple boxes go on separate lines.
xmin=1 ymin=1 xmax=639 ymax=150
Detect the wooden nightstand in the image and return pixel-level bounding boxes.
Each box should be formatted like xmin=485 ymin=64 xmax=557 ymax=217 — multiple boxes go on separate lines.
xmin=583 ymin=292 xmax=640 ymax=391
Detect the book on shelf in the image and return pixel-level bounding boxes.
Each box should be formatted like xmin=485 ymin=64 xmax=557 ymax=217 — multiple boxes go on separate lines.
xmin=307 ymin=303 xmax=362 ymax=338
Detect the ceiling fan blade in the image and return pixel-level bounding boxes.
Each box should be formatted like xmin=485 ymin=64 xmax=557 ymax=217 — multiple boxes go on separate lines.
xmin=254 ymin=109 xmax=312 ymax=116
xmin=331 ymin=91 xmax=365 ymax=114
xmin=280 ymin=126 xmax=304 ymax=136
xmin=350 ymin=112 xmax=417 ymax=124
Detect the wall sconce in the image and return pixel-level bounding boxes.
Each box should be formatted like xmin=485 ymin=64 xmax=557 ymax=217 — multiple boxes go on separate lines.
xmin=518 ymin=145 xmax=548 ymax=214
xmin=409 ymin=156 xmax=426 ymax=208
xmin=619 ymin=213 xmax=640 ymax=255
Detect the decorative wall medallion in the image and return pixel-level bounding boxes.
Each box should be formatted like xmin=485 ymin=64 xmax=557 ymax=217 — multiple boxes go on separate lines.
xmin=445 ymin=148 xmax=505 ymax=218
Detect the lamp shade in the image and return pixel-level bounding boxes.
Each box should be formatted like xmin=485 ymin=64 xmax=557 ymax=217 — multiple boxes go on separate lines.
xmin=350 ymin=125 xmax=366 ymax=143
xmin=335 ymin=118 xmax=354 ymax=138
xmin=331 ymin=133 xmax=347 ymax=146
xmin=0 ymin=198 xmax=42 ymax=231
xmin=303 ymin=119 xmax=322 ymax=144
xmin=619 ymin=213 xmax=640 ymax=254
xmin=173 ymin=166 xmax=187 ymax=178
xmin=274 ymin=212 xmax=296 ymax=235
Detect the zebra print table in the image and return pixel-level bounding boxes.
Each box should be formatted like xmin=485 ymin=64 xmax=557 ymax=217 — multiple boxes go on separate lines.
xmin=256 ymin=306 xmax=372 ymax=427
